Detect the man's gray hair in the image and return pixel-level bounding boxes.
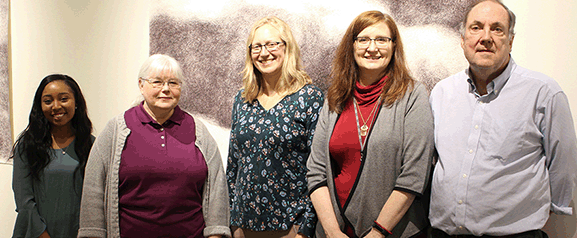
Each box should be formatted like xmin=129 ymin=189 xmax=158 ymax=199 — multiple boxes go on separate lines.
xmin=460 ymin=0 xmax=516 ymax=40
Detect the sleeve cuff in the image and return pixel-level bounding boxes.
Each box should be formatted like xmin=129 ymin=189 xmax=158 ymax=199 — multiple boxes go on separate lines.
xmin=77 ymin=227 xmax=107 ymax=238
xmin=393 ymin=187 xmax=423 ymax=197
xmin=13 ymin=208 xmax=47 ymax=238
xmin=298 ymin=222 xmax=317 ymax=238
xmin=308 ymin=181 xmax=327 ymax=195
xmin=204 ymin=225 xmax=232 ymax=238
xmin=551 ymin=203 xmax=573 ymax=216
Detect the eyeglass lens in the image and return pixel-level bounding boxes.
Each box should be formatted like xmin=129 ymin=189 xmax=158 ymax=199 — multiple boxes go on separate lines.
xmin=251 ymin=42 xmax=282 ymax=53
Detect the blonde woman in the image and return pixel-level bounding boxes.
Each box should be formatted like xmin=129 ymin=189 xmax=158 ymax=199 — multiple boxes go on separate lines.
xmin=227 ymin=17 xmax=323 ymax=238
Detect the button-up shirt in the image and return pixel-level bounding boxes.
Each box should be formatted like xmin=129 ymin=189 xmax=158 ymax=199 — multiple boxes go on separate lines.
xmin=429 ymin=58 xmax=577 ymax=236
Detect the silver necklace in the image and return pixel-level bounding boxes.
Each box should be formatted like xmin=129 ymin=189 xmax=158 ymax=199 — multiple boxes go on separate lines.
xmin=52 ymin=134 xmax=72 ymax=155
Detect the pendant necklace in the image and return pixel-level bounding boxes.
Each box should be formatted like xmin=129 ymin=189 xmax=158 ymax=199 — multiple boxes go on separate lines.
xmin=353 ymin=97 xmax=381 ymax=155
xmin=353 ymin=97 xmax=380 ymax=137
xmin=52 ymin=134 xmax=71 ymax=155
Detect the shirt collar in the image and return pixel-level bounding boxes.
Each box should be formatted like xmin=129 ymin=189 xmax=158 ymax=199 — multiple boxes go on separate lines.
xmin=466 ymin=56 xmax=516 ymax=97
xmin=135 ymin=102 xmax=184 ymax=126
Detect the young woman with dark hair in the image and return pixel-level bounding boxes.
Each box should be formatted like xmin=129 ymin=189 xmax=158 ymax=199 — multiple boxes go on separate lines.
xmin=12 ymin=74 xmax=94 ymax=238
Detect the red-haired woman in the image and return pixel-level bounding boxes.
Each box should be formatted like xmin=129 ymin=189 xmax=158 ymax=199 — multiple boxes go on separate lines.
xmin=307 ymin=11 xmax=434 ymax=238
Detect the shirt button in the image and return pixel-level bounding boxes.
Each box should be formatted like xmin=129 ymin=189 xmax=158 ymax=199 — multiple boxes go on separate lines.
xmin=463 ymin=174 xmax=467 ymax=178
xmin=459 ymin=226 xmax=464 ymax=229
xmin=160 ymin=128 xmax=164 ymax=131
xmin=161 ymin=144 xmax=165 ymax=147
xmin=458 ymin=200 xmax=463 ymax=204
xmin=161 ymin=135 xmax=165 ymax=139
xmin=474 ymin=125 xmax=479 ymax=129
xmin=468 ymin=149 xmax=473 ymax=154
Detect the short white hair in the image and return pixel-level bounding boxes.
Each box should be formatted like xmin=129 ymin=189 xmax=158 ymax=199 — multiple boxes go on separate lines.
xmin=138 ymin=54 xmax=184 ymax=80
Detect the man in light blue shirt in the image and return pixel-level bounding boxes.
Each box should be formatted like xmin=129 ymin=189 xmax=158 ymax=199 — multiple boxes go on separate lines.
xmin=429 ymin=0 xmax=577 ymax=237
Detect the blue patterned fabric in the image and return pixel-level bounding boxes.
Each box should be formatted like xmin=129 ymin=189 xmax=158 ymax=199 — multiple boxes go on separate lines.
xmin=227 ymin=84 xmax=323 ymax=237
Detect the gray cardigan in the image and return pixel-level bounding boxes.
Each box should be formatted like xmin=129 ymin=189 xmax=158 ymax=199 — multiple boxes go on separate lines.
xmin=307 ymin=83 xmax=434 ymax=238
xmin=78 ymin=110 xmax=231 ymax=238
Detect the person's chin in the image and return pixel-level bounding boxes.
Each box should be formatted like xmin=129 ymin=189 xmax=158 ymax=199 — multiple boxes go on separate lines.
xmin=360 ymin=63 xmax=387 ymax=72
xmin=50 ymin=120 xmax=72 ymax=128
xmin=154 ymin=102 xmax=177 ymax=110
xmin=472 ymin=52 xmax=497 ymax=61
xmin=471 ymin=59 xmax=498 ymax=69
xmin=258 ymin=66 xmax=280 ymax=75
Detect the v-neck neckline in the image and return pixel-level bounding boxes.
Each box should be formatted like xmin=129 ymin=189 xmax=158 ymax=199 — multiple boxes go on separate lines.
xmin=256 ymin=93 xmax=290 ymax=112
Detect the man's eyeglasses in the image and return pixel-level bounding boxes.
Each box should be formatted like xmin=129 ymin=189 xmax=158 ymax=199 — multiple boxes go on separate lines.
xmin=250 ymin=41 xmax=284 ymax=54
xmin=140 ymin=77 xmax=182 ymax=89
xmin=355 ymin=37 xmax=393 ymax=48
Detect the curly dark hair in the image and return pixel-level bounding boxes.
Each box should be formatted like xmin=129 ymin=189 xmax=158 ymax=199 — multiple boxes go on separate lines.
xmin=11 ymin=74 xmax=93 ymax=183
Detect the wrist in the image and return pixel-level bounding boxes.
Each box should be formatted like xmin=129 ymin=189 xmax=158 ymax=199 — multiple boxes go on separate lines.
xmin=372 ymin=220 xmax=392 ymax=237
xmin=370 ymin=228 xmax=386 ymax=238
xmin=326 ymin=229 xmax=345 ymax=238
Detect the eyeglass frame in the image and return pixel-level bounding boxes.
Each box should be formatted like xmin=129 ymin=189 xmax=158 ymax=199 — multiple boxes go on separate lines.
xmin=139 ymin=77 xmax=182 ymax=89
xmin=354 ymin=37 xmax=394 ymax=48
xmin=249 ymin=41 xmax=285 ymax=54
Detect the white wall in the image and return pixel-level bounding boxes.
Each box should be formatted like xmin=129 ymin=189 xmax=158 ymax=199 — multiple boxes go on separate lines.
xmin=2 ymin=0 xmax=576 ymax=237
xmin=3 ymin=0 xmax=150 ymax=236
xmin=11 ymin=0 xmax=150 ymax=138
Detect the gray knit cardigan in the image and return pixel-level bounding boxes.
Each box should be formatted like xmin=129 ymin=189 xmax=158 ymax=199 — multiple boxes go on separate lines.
xmin=307 ymin=83 xmax=434 ymax=238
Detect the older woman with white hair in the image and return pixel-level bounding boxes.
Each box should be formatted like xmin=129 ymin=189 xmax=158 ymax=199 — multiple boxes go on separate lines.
xmin=78 ymin=54 xmax=230 ymax=238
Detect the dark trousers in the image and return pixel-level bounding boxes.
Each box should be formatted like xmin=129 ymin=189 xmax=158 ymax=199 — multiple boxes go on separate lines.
xmin=429 ymin=228 xmax=548 ymax=238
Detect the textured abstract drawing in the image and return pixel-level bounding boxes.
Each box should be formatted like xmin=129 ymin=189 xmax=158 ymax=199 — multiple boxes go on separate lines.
xmin=150 ymin=0 xmax=473 ymax=157
xmin=0 ymin=0 xmax=10 ymax=164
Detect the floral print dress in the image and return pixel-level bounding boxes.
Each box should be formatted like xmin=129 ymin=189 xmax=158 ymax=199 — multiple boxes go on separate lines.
xmin=227 ymin=84 xmax=323 ymax=237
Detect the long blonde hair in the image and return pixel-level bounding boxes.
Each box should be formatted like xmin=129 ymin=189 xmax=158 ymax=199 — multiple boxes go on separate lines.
xmin=241 ymin=16 xmax=311 ymax=102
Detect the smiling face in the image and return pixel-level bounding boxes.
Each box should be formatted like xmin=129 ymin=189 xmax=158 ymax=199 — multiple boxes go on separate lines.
xmin=41 ymin=80 xmax=76 ymax=129
xmin=251 ymin=24 xmax=285 ymax=81
xmin=462 ymin=1 xmax=513 ymax=76
xmin=139 ymin=69 xmax=181 ymax=114
xmin=354 ymin=22 xmax=394 ymax=83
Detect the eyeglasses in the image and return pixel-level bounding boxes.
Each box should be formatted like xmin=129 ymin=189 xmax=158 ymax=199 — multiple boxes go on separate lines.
xmin=250 ymin=41 xmax=284 ymax=54
xmin=355 ymin=37 xmax=393 ymax=48
xmin=140 ymin=77 xmax=182 ymax=89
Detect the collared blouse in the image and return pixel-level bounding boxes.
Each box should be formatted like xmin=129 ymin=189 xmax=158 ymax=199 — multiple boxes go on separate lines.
xmin=118 ymin=103 xmax=207 ymax=237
